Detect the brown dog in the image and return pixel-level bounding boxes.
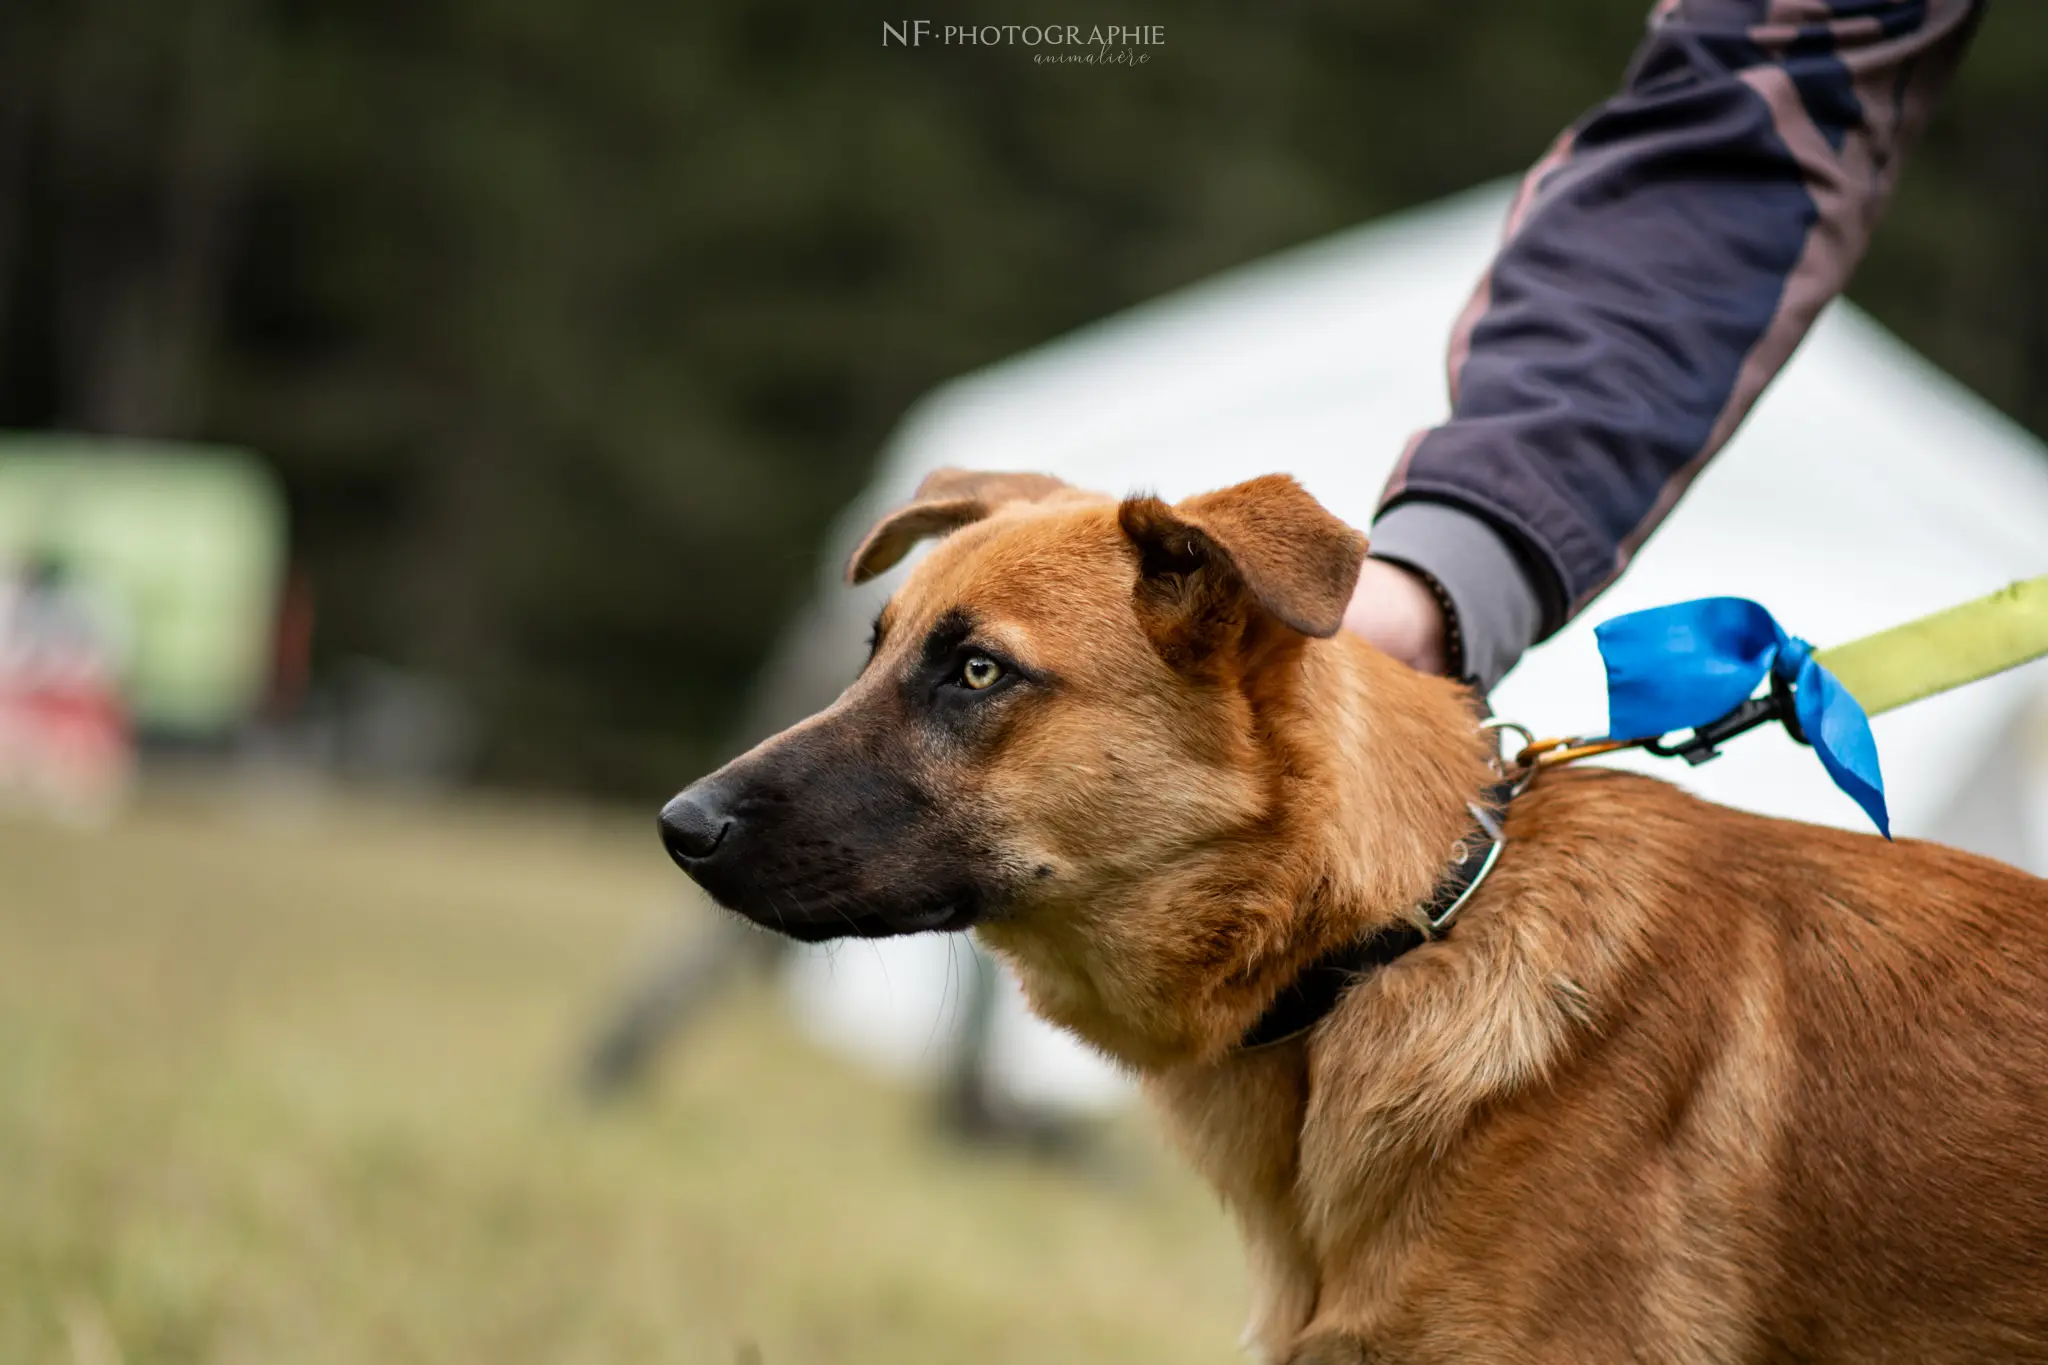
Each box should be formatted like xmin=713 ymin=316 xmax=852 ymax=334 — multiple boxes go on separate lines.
xmin=659 ymin=470 xmax=2048 ymax=1364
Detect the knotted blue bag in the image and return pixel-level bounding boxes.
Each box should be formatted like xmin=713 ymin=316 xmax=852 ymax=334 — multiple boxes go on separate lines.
xmin=1593 ymin=597 xmax=1890 ymax=837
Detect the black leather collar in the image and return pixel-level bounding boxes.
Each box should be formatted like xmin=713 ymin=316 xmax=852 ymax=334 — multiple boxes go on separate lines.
xmin=1237 ymin=776 xmax=1515 ymax=1051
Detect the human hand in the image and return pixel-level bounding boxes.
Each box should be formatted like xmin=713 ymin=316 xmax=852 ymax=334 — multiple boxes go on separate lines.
xmin=1340 ymin=557 xmax=1449 ymax=676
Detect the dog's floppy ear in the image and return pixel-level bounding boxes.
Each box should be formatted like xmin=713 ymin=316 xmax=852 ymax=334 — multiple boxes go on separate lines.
xmin=1118 ymin=475 xmax=1366 ymax=662
xmin=846 ymin=468 xmax=1073 ymax=584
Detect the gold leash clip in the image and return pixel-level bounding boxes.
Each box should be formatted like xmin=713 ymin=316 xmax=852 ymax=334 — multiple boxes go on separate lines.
xmin=1522 ymin=736 xmax=1640 ymax=768
xmin=1482 ymin=719 xmax=1643 ymax=797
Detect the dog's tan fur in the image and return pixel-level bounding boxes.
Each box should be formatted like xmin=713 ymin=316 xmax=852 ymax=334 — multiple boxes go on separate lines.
xmin=706 ymin=471 xmax=2048 ymax=1362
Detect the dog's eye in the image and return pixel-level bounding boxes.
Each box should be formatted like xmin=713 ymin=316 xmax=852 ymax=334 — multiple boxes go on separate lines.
xmin=960 ymin=655 xmax=1004 ymax=690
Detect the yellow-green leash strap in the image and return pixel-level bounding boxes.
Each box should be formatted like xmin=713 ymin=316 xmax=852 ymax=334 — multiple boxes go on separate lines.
xmin=1813 ymin=574 xmax=2048 ymax=718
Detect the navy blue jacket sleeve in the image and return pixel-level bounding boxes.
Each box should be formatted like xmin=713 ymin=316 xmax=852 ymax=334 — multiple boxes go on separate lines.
xmin=1372 ymin=0 xmax=1982 ymax=687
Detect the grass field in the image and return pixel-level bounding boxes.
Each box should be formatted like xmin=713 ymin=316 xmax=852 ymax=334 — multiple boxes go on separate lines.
xmin=0 ymin=780 xmax=1247 ymax=1365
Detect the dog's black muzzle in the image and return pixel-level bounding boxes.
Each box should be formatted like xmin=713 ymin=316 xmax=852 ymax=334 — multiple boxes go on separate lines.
xmin=658 ymin=726 xmax=987 ymax=942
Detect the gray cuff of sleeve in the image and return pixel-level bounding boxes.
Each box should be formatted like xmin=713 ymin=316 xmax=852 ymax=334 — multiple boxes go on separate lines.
xmin=1368 ymin=500 xmax=1544 ymax=692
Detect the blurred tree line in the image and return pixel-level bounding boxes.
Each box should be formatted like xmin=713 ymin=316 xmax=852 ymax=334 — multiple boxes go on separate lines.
xmin=0 ymin=0 xmax=2041 ymax=795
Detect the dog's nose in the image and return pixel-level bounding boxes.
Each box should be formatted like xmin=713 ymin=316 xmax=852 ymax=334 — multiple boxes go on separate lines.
xmin=659 ymin=789 xmax=732 ymax=866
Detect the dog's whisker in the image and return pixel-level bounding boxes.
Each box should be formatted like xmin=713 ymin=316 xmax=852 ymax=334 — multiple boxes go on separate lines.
xmin=927 ymin=930 xmax=960 ymax=1061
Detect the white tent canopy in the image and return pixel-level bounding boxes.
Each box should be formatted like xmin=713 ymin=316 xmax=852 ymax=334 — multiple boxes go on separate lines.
xmin=754 ymin=182 xmax=2048 ymax=1109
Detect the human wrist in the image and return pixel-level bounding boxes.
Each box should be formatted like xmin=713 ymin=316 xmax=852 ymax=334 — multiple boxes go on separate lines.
xmin=1365 ymin=500 xmax=1543 ymax=691
xmin=1342 ymin=556 xmax=1453 ymax=677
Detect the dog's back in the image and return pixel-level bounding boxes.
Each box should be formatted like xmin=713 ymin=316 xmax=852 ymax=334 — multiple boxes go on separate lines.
xmin=1387 ymin=769 xmax=2048 ymax=1364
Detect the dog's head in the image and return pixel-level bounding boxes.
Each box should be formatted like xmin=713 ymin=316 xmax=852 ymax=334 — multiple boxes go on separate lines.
xmin=659 ymin=469 xmax=1380 ymax=1057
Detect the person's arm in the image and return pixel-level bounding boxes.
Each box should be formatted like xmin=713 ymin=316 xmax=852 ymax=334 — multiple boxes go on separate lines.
xmin=1351 ymin=0 xmax=1983 ymax=689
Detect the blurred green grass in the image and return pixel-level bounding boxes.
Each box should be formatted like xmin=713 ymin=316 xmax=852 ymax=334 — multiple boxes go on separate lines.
xmin=0 ymin=783 xmax=1245 ymax=1365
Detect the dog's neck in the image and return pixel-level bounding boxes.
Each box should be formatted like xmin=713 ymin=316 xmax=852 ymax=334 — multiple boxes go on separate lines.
xmin=981 ymin=630 xmax=1496 ymax=1071
xmin=1226 ymin=632 xmax=1500 ymax=1042
xmin=1282 ymin=633 xmax=1500 ymax=950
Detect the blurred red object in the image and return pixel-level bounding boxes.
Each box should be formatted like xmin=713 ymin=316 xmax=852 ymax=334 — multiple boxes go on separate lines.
xmin=0 ymin=557 xmax=133 ymax=822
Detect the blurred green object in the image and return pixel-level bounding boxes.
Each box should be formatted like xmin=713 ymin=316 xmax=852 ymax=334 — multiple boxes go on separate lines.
xmin=0 ymin=436 xmax=285 ymax=735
